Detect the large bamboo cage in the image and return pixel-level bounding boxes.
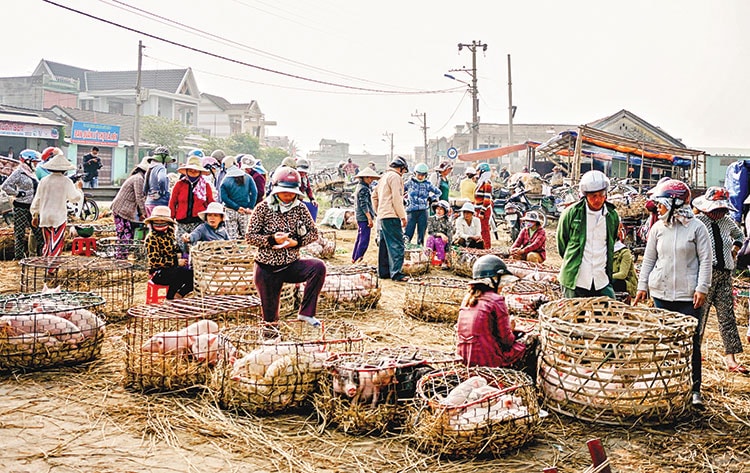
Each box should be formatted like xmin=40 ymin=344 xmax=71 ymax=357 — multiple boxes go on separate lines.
xmin=124 ymin=295 xmax=262 ymax=392
xmin=301 ymin=229 xmax=337 ymax=259
xmin=500 ymin=280 xmax=562 ymax=318
xmin=538 ymin=297 xmax=697 ymax=426
xmin=408 ymin=367 xmax=541 ymax=458
xmin=20 ymin=256 xmax=133 ymax=320
xmin=0 ymin=228 xmax=15 ymax=260
xmin=610 ymin=194 xmax=648 ymax=219
xmin=0 ymin=291 xmax=106 ymax=371
xmin=209 ymin=320 xmax=364 ymax=414
xmin=304 ymin=264 xmax=380 ymax=315
xmin=191 ymin=240 xmax=297 ymax=317
xmin=90 ymin=223 xmax=116 ymax=239
xmin=96 ymin=237 xmax=148 ymax=271
xmin=504 ymin=260 xmax=559 ymax=283
xmin=450 ymin=247 xmax=510 ymax=278
xmin=314 ymin=346 xmax=463 ymax=436
xmin=401 ymin=246 xmax=431 ymax=277
xmin=403 ymin=277 xmax=466 ymax=323
xmin=733 ymin=278 xmax=750 ymax=326
xmin=311 ymin=172 xmax=345 ymax=192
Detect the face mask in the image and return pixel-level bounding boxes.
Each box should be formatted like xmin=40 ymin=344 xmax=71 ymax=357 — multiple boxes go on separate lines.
xmin=151 ymin=223 xmax=170 ymax=232
xmin=523 ymin=221 xmax=534 ymax=228
xmin=187 ymin=174 xmax=200 ymax=183
xmin=416 ymin=174 xmax=426 ymax=182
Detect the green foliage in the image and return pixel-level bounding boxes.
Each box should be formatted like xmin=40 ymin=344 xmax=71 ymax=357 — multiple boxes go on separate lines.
xmin=259 ymin=147 xmax=288 ymax=171
xmin=141 ymin=116 xmax=190 ymax=155
xmin=204 ymin=136 xmax=229 ymax=155
xmin=225 ymin=133 xmax=261 ymax=156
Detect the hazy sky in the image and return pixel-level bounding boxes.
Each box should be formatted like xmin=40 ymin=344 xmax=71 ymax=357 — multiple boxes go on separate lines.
xmin=5 ymin=0 xmax=749 ymax=156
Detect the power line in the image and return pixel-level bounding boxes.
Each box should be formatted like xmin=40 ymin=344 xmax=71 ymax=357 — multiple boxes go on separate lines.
xmin=44 ymin=0 xmax=457 ymax=95
xmin=432 ymin=90 xmax=469 ymax=135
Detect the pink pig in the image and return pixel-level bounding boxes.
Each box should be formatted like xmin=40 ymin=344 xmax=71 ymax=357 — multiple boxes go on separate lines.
xmin=141 ymin=319 xmax=219 ymax=355
xmin=0 ymin=314 xmax=84 ymax=345
xmin=333 ymin=362 xmax=397 ymax=408
xmin=190 ymin=333 xmax=237 ymax=365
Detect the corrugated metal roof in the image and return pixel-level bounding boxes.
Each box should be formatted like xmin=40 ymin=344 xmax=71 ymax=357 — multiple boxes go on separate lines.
xmin=0 ymin=112 xmax=63 ymax=127
xmin=86 ymin=69 xmax=188 ymax=93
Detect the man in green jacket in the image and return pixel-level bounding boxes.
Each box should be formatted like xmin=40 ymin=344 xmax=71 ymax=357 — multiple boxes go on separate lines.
xmin=557 ymin=170 xmax=620 ymax=298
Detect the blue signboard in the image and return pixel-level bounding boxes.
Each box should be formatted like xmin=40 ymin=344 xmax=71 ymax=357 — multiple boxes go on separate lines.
xmin=70 ymin=121 xmax=120 ymax=147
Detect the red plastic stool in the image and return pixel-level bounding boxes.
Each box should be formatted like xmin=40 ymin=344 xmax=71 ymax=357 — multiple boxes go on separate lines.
xmin=146 ymin=280 xmax=169 ymax=304
xmin=71 ymin=237 xmax=97 ymax=256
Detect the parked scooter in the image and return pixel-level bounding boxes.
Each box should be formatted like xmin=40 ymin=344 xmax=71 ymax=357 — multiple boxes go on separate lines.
xmin=493 ymin=186 xmax=547 ymax=227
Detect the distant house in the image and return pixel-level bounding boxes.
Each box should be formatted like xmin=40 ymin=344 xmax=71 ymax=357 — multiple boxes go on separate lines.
xmin=587 ymin=109 xmax=686 ymax=148
xmin=198 ymin=93 xmax=275 ymax=141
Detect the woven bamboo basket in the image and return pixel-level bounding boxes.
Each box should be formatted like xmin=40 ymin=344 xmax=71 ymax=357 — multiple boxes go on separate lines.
xmin=0 ymin=228 xmax=15 ymax=260
xmin=305 ymin=264 xmax=380 ymax=314
xmin=209 ymin=320 xmax=364 ymax=414
xmin=191 ymin=240 xmax=297 ymax=317
xmin=125 ymin=295 xmax=261 ymax=392
xmin=733 ymin=278 xmax=750 ymax=326
xmin=450 ymin=247 xmax=510 ymax=278
xmin=504 ymin=260 xmax=559 ymax=283
xmin=408 ymin=366 xmax=540 ymax=458
xmin=314 ymin=346 xmax=462 ymax=436
xmin=0 ymin=291 xmax=106 ymax=371
xmin=301 ymin=229 xmax=337 ymax=259
xmin=401 ymin=246 xmax=431 ymax=276
xmin=611 ymin=194 xmax=648 ymax=219
xmin=96 ymin=237 xmax=148 ymax=271
xmin=538 ymin=297 xmax=697 ymax=426
xmin=20 ymin=256 xmax=133 ymax=321
xmin=500 ymin=280 xmax=562 ymax=318
xmin=403 ymin=277 xmax=466 ymax=323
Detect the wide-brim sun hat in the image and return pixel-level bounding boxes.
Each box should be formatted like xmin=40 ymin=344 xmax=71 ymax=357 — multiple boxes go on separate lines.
xmin=692 ymin=187 xmax=737 ymax=213
xmin=178 ymin=156 xmax=209 ymax=175
xmin=198 ymin=202 xmax=226 ymax=220
xmin=459 ymin=202 xmax=475 ymax=213
xmin=42 ymin=153 xmax=76 ymax=172
xmin=240 ymin=154 xmax=258 ymax=169
xmin=221 ymin=155 xmax=236 ymax=169
xmin=143 ymin=205 xmax=175 ymax=224
xmin=225 ymin=166 xmax=245 ymax=178
xmin=435 ymin=160 xmax=454 ymax=172
xmin=354 ymin=168 xmax=380 ymax=179
xmin=136 ymin=156 xmax=151 ymax=172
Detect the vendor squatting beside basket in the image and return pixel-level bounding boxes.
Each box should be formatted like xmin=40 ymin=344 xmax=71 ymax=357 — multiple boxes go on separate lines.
xmin=408 ymin=366 xmax=541 ymax=458
xmin=451 ymin=247 xmax=510 ymax=278
xmin=301 ymin=264 xmax=380 ymax=314
xmin=191 ymin=240 xmax=298 ymax=317
xmin=314 ymin=346 xmax=462 ymax=436
xmin=538 ymin=297 xmax=697 ymax=426
xmin=402 ymin=277 xmax=466 ymax=323
xmin=209 ymin=320 xmax=364 ymax=414
xmin=0 ymin=291 xmax=106 ymax=371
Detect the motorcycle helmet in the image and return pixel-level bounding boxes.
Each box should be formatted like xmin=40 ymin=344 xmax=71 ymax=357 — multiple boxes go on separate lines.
xmin=465 ymin=166 xmax=476 ymax=176
xmin=201 ymin=156 xmax=220 ymax=170
xmin=579 ymin=170 xmax=609 ymax=194
xmin=651 ymin=179 xmax=691 ymax=207
xmin=470 ymin=254 xmax=511 ymax=289
xmin=414 ymin=163 xmax=429 ymax=180
xmin=296 ymin=158 xmax=311 ymax=172
xmin=188 ymin=149 xmax=205 ymax=159
xmin=41 ymin=146 xmax=63 ymax=162
xmin=19 ymin=149 xmax=41 ymax=163
xmin=270 ymin=166 xmax=304 ymax=196
xmin=476 ymin=163 xmax=491 ymax=174
xmin=389 ymin=156 xmax=409 ymax=172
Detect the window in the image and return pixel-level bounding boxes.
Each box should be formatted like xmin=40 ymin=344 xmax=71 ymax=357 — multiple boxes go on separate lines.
xmin=109 ymin=102 xmax=123 ymax=114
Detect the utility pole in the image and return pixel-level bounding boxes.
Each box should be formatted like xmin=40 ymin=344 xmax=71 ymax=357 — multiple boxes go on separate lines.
xmin=457 ymin=40 xmax=487 ymax=151
xmin=507 ymin=54 xmax=514 ymax=149
xmin=133 ymin=40 xmax=144 ymax=167
xmin=382 ymin=132 xmax=394 ymax=160
xmin=410 ymin=111 xmax=429 ymax=165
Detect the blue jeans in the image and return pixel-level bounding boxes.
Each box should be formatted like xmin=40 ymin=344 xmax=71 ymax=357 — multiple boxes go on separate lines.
xmin=404 ymin=209 xmax=428 ymax=245
xmin=652 ymin=297 xmax=703 ymax=392
xmin=378 ymin=218 xmax=405 ymax=279
xmin=84 ymin=176 xmax=98 ymax=188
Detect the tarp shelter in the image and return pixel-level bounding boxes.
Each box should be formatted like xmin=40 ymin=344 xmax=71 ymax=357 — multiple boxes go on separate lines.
xmin=534 ymin=126 xmax=706 ymax=188
xmin=458 ymin=141 xmax=539 ymax=162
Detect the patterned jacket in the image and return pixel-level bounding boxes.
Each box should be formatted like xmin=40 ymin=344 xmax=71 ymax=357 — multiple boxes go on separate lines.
xmin=696 ymin=213 xmax=744 ymax=271
xmin=427 ymin=214 xmax=453 ymax=242
xmin=404 ymin=177 xmax=440 ymax=212
xmin=1 ymin=165 xmax=38 ymax=206
xmin=245 ymin=197 xmax=319 ymax=266
xmin=146 ymin=228 xmax=181 ymax=272
xmin=510 ymin=226 xmax=547 ymax=261
xmin=473 ymin=173 xmax=494 ymax=218
xmin=111 ymin=171 xmax=146 ymax=222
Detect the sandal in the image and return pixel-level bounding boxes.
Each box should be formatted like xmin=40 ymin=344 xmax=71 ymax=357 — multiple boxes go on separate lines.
xmin=728 ymin=364 xmax=750 ymax=375
xmin=392 ymin=274 xmax=410 ymax=282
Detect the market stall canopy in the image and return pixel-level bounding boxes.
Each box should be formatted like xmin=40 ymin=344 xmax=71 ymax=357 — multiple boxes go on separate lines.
xmin=457 ymin=141 xmax=539 ymax=162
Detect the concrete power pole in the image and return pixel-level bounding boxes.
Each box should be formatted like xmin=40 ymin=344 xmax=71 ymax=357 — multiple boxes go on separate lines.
xmin=133 ymin=40 xmax=144 ymax=167
xmin=507 ymin=54 xmax=514 ymax=149
xmin=457 ymin=40 xmax=487 ymax=151
xmin=383 ymin=132 xmax=394 ymax=160
xmin=410 ymin=111 xmax=428 ymax=165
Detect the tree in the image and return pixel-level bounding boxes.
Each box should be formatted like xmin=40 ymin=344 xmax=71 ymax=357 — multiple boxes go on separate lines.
xmin=259 ymin=147 xmax=288 ymax=171
xmin=141 ymin=116 xmax=190 ymax=156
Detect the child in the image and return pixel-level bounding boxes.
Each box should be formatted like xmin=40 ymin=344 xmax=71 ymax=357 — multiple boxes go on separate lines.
xmin=404 ymin=162 xmax=441 ymax=245
xmin=425 ymin=200 xmax=452 ymax=269
xmin=145 ymin=205 xmax=193 ymax=299
xmin=182 ymin=202 xmax=230 ymax=245
xmin=351 ymin=167 xmax=380 ymax=264
xmin=30 ymin=151 xmax=83 ymax=257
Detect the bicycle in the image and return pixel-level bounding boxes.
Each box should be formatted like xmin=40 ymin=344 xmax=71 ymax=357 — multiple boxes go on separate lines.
xmin=67 ymin=172 xmax=100 ymax=221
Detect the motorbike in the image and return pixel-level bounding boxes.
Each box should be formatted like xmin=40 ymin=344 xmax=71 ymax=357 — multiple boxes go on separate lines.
xmin=67 ymin=172 xmax=100 ymax=221
xmin=493 ymin=187 xmax=547 ymax=228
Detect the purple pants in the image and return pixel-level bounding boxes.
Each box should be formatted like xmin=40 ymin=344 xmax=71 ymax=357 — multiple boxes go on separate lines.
xmin=352 ymin=220 xmax=371 ymax=262
xmin=254 ymin=258 xmax=327 ymax=323
xmin=425 ymin=234 xmax=448 ymax=262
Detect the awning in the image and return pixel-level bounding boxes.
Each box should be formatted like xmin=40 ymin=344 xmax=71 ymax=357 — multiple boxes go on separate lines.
xmin=458 ymin=141 xmax=539 ymax=162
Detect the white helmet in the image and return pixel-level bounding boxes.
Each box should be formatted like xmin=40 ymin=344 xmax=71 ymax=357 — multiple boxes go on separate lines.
xmin=465 ymin=166 xmax=476 ymax=176
xmin=579 ymin=170 xmax=610 ymax=193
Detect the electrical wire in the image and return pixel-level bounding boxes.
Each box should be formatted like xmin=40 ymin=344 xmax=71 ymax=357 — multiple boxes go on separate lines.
xmin=44 ymin=0 xmax=456 ymax=95
xmin=431 ymin=90 xmax=469 ymax=135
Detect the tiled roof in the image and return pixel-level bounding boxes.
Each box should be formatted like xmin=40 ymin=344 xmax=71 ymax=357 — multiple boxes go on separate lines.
xmin=85 ymin=69 xmax=188 ymax=93
xmin=43 ymin=60 xmax=91 ymax=89
xmin=201 ymin=93 xmax=231 ymax=110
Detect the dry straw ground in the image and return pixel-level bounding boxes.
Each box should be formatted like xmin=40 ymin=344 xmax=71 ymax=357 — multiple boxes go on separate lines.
xmin=0 ymin=221 xmax=749 ymax=473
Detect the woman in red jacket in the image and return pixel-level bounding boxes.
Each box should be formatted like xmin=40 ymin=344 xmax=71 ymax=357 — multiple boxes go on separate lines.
xmin=456 ymin=255 xmax=537 ymax=378
xmin=169 ymin=156 xmax=214 ymax=249
xmin=509 ymin=210 xmax=547 ymax=263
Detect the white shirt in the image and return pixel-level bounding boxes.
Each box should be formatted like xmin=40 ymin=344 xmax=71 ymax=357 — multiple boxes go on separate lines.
xmin=30 ymin=173 xmax=84 ymax=228
xmin=454 ymin=216 xmax=482 ymax=240
xmin=575 ymin=204 xmax=609 ymax=290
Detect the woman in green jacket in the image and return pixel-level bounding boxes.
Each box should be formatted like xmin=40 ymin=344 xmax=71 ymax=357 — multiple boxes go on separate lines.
xmin=611 ymin=223 xmax=637 ymax=300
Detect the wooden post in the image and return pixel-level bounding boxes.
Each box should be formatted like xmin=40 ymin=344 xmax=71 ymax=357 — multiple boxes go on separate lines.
xmin=587 ymin=438 xmax=612 ymax=473
xmin=572 ymin=128 xmax=583 ymax=182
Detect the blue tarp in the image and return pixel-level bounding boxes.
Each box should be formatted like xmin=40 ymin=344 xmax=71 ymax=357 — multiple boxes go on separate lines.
xmin=725 ymin=160 xmax=750 ymax=222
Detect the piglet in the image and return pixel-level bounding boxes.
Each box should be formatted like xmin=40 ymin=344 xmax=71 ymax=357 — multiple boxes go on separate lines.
xmin=141 ymin=319 xmax=219 ymax=355
xmin=0 ymin=314 xmax=84 ymax=345
xmin=60 ymin=308 xmax=106 ymax=339
xmin=190 ymin=333 xmax=237 ymax=366
xmin=338 ymin=364 xmax=397 ymax=408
